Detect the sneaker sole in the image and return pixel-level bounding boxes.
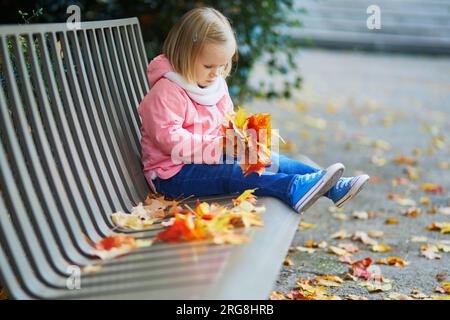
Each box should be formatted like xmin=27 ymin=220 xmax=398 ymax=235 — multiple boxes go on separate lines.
xmin=294 ymin=163 xmax=345 ymax=214
xmin=335 ymin=174 xmax=370 ymax=208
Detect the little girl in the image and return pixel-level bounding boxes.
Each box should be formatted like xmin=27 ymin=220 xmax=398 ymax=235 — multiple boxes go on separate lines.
xmin=138 ymin=7 xmax=369 ymax=214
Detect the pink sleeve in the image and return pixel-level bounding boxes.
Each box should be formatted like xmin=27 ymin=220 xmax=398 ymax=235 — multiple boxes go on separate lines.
xmin=223 ymin=81 xmax=236 ymax=119
xmin=139 ymin=82 xmax=224 ymax=164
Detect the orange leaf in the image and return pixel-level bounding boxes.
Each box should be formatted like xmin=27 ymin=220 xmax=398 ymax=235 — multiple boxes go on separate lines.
xmin=155 ymin=213 xmax=209 ymax=243
xmin=94 ymin=234 xmax=136 ymax=251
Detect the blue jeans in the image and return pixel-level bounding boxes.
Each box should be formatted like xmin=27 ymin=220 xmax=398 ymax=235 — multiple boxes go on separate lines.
xmin=154 ymin=152 xmax=321 ymax=208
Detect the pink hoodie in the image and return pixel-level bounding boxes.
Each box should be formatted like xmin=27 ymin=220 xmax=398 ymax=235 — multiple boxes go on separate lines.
xmin=138 ymin=54 xmax=236 ymax=187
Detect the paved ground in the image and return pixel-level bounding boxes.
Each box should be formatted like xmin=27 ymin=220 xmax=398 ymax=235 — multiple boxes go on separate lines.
xmin=249 ymin=48 xmax=450 ymax=299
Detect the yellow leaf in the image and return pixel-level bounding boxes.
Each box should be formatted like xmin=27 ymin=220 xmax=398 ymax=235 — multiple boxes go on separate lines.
xmin=299 ymin=222 xmax=318 ymax=230
xmin=372 ymin=244 xmax=393 ymax=253
xmin=385 ymin=218 xmax=399 ymax=225
xmin=0 ymin=287 xmax=8 ymax=300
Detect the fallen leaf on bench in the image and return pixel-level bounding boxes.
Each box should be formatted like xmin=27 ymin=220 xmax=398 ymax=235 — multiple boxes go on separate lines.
xmin=92 ymin=233 xmax=153 ymax=260
xmin=111 ymin=198 xmax=171 ymax=230
xmin=156 ymin=213 xmax=208 ymax=243
xmin=82 ymin=264 xmax=103 ymax=274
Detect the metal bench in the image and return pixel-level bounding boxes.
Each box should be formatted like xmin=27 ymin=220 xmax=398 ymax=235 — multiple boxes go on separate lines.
xmin=0 ymin=17 xmax=301 ymax=299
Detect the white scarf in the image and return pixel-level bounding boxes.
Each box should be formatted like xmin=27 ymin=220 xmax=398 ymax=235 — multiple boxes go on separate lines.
xmin=164 ymin=71 xmax=226 ymax=106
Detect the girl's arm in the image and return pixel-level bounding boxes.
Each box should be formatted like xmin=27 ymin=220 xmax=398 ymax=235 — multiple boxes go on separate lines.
xmin=139 ymin=83 xmax=224 ymax=164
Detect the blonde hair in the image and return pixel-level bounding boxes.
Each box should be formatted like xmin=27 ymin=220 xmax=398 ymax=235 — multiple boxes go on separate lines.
xmin=163 ymin=7 xmax=239 ymax=84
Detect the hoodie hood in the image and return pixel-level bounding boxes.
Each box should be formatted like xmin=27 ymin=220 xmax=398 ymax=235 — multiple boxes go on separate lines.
xmin=147 ymin=54 xmax=175 ymax=88
xmin=147 ymin=54 xmax=226 ymax=106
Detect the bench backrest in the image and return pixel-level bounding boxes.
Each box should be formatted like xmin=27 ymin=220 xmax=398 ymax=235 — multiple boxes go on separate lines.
xmin=0 ymin=18 xmax=154 ymax=298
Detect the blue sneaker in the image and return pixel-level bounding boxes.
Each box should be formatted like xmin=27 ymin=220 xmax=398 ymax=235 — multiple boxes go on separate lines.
xmin=325 ymin=175 xmax=370 ymax=208
xmin=291 ymin=163 xmax=345 ymax=214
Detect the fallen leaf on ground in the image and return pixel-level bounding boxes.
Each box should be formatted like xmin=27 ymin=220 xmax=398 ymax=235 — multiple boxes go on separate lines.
xmin=368 ymin=230 xmax=384 ymax=238
xmin=299 ymin=222 xmax=318 ymax=230
xmin=269 ymin=291 xmax=286 ymax=300
xmin=420 ymin=197 xmax=431 ymax=206
xmin=394 ymin=155 xmax=417 ymax=166
xmin=376 ymin=257 xmax=409 ymax=268
xmin=436 ymin=273 xmax=448 ymax=282
xmin=315 ymin=275 xmax=344 ymax=287
xmin=411 ymin=236 xmax=428 ymax=243
xmin=331 ymin=230 xmax=351 ymax=240
xmin=338 ymin=243 xmax=360 ymax=254
xmin=420 ymin=183 xmax=444 ymax=194
xmin=295 ymin=246 xmax=316 ymax=254
xmin=346 ymin=295 xmax=368 ymax=300
xmin=385 ymin=218 xmax=399 ymax=225
xmin=352 ymin=210 xmax=377 ymax=220
xmin=328 ymin=246 xmax=349 ymax=256
xmin=0 ymin=287 xmax=8 ymax=300
xmin=404 ymin=166 xmax=420 ymax=181
xmin=351 ymin=231 xmax=378 ymax=246
xmin=438 ymin=207 xmax=450 ymax=216
xmin=359 ymin=279 xmax=393 ymax=293
xmin=434 ymin=282 xmax=450 ymax=294
xmin=372 ymin=244 xmax=393 ymax=253
xmin=385 ymin=292 xmax=413 ymax=300
xmin=333 ymin=213 xmax=348 ymax=221
xmin=283 ymin=258 xmax=294 ymax=266
xmin=305 ymin=240 xmax=328 ymax=248
xmin=420 ymin=246 xmax=442 ymax=260
xmin=404 ymin=208 xmax=422 ymax=217
xmin=410 ymin=289 xmax=429 ymax=299
xmin=426 ymin=222 xmax=450 ymax=234
xmin=387 ymin=193 xmax=416 ymax=207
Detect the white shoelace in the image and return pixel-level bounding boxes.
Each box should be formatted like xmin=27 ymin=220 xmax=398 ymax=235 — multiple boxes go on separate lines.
xmin=298 ymin=170 xmax=323 ymax=184
xmin=335 ymin=177 xmax=353 ymax=190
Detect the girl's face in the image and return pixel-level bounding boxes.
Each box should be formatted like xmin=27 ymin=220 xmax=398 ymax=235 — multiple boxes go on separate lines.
xmin=194 ymin=42 xmax=235 ymax=88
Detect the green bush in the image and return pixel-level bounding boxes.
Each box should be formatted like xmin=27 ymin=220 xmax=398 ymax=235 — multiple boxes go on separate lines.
xmin=35 ymin=0 xmax=305 ymax=103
